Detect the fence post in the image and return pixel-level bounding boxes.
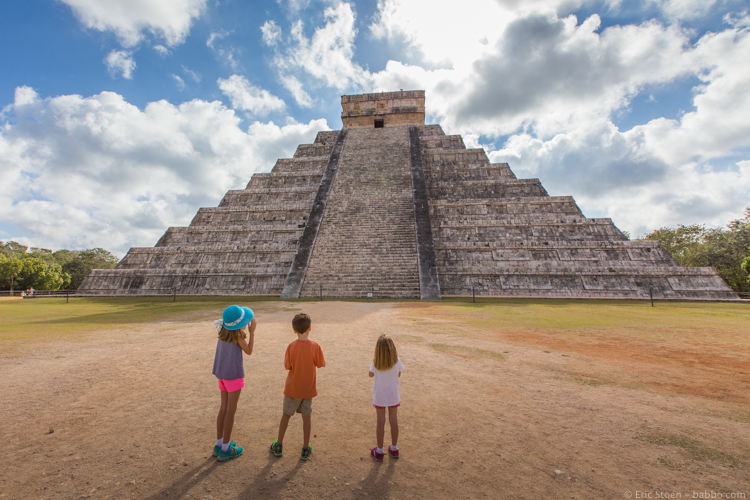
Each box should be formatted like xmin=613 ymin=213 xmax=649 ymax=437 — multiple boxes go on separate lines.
xmin=649 ymin=286 xmax=654 ymax=307
xmin=66 ymin=290 xmax=69 ymax=303
xmin=319 ymin=284 xmax=322 ymax=301
xmin=472 ymin=285 xmax=475 ymax=303
xmin=173 ymin=288 xmax=176 ymax=302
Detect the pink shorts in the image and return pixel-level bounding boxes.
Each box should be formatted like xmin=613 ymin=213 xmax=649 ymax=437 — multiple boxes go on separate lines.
xmin=373 ymin=403 xmax=400 ymax=409
xmin=218 ymin=377 xmax=245 ymax=393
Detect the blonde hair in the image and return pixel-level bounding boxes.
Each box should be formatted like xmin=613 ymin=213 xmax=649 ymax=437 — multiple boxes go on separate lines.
xmin=218 ymin=325 xmax=247 ymax=343
xmin=373 ymin=334 xmax=398 ymax=371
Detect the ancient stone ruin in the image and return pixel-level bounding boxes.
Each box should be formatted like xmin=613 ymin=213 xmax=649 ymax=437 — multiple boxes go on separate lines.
xmin=79 ymin=91 xmax=738 ymax=300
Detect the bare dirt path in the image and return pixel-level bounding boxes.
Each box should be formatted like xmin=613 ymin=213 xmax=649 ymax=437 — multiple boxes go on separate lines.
xmin=0 ymin=301 xmax=748 ymax=499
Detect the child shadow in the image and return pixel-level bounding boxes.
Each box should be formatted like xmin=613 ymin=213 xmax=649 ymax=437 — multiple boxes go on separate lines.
xmin=234 ymin=455 xmax=304 ymax=499
xmin=144 ymin=457 xmax=220 ymax=500
xmin=351 ymin=458 xmax=396 ymax=499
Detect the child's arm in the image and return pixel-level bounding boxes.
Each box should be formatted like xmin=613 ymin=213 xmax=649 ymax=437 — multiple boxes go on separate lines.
xmin=238 ymin=318 xmax=256 ymax=355
xmin=369 ymin=370 xmax=374 ymax=377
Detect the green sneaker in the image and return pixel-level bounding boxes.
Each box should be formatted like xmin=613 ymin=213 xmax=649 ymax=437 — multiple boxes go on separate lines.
xmin=300 ymin=444 xmax=312 ymax=461
xmin=269 ymin=440 xmax=283 ymax=457
xmin=217 ymin=443 xmax=243 ymax=462
xmin=213 ymin=441 xmax=234 ymax=457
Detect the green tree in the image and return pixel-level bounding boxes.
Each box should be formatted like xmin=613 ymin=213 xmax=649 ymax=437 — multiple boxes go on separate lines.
xmin=642 ymin=224 xmax=708 ymax=267
xmin=0 ymin=254 xmax=25 ymax=294
xmin=61 ymin=248 xmax=120 ymax=290
xmin=16 ymin=256 xmax=69 ymax=291
xmin=1 ymin=241 xmax=28 ymax=257
xmin=641 ymin=208 xmax=750 ymax=293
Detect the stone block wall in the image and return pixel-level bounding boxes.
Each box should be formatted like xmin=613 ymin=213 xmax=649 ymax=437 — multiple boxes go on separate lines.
xmin=79 ymin=131 xmax=337 ymax=295
xmin=418 ymin=125 xmax=737 ymax=299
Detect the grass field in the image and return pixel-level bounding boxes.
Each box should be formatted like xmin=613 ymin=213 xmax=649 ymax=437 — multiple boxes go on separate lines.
xmin=0 ymin=296 xmax=284 ymax=344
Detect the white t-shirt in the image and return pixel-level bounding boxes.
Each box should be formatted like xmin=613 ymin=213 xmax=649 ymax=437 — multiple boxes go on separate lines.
xmin=370 ymin=358 xmax=404 ymax=407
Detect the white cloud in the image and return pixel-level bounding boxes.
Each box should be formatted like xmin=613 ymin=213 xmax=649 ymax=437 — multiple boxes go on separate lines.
xmin=649 ymin=0 xmax=719 ymax=20
xmin=182 ymin=66 xmax=202 ymax=83
xmin=60 ymin=0 xmax=208 ymax=47
xmin=0 ymin=87 xmax=327 ymax=254
xmin=153 ymin=44 xmax=170 ymax=56
xmin=104 ymin=50 xmax=136 ymax=79
xmin=217 ymin=75 xmax=286 ymax=116
xmin=261 ymin=20 xmax=282 ymax=46
xmin=207 ymin=30 xmax=240 ymax=69
xmin=172 ymin=74 xmax=185 ymax=90
xmin=280 ymin=75 xmax=314 ymax=108
xmin=268 ymin=2 xmax=370 ymax=92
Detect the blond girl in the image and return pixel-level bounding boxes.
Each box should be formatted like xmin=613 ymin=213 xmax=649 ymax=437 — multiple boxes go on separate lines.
xmin=368 ymin=334 xmax=404 ymax=461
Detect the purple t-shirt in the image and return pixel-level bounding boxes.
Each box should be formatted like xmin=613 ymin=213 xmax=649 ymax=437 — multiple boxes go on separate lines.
xmin=212 ymin=339 xmax=244 ymax=380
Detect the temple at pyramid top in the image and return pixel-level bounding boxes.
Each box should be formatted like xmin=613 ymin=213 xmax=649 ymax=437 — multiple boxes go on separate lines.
xmin=79 ymin=91 xmax=739 ymax=301
xmin=341 ymin=90 xmax=425 ymax=128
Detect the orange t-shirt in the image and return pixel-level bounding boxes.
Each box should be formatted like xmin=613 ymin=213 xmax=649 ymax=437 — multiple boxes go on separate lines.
xmin=284 ymin=339 xmax=325 ymax=399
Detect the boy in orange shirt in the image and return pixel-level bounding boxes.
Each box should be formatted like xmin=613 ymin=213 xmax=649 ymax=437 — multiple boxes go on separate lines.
xmin=270 ymin=313 xmax=326 ymax=460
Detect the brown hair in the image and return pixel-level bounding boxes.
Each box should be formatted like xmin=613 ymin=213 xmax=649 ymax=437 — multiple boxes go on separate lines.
xmin=292 ymin=313 xmax=311 ymax=334
xmin=218 ymin=325 xmax=247 ymax=343
xmin=373 ymin=334 xmax=398 ymax=371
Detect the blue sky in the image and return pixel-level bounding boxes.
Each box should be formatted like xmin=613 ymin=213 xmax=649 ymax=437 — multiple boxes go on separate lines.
xmin=1 ymin=0 xmax=749 ymax=256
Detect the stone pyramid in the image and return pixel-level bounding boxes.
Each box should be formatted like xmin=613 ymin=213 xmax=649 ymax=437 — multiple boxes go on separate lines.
xmin=79 ymin=91 xmax=738 ymax=300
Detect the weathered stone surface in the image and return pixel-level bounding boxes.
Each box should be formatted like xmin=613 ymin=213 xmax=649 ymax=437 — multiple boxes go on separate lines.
xmin=79 ymin=92 xmax=739 ymax=300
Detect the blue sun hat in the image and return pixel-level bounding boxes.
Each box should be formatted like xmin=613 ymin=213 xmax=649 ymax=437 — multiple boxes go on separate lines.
xmin=220 ymin=305 xmax=254 ymax=331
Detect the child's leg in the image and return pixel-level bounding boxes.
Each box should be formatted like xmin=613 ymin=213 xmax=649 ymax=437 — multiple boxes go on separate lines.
xmin=375 ymin=407 xmax=386 ymax=449
xmin=387 ymin=406 xmax=399 ymax=447
xmin=301 ymin=413 xmax=311 ymax=448
xmin=277 ymin=413 xmax=291 ymax=444
xmin=221 ymin=389 xmax=242 ymax=444
xmin=216 ymin=390 xmax=229 ymax=441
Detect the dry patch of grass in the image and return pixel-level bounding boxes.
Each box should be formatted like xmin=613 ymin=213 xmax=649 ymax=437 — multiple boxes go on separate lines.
xmin=428 ymin=342 xmax=505 ymax=361
xmin=637 ymin=428 xmax=741 ymax=466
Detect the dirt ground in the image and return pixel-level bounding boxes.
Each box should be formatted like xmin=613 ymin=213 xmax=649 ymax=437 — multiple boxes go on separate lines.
xmin=0 ymin=300 xmax=749 ymax=499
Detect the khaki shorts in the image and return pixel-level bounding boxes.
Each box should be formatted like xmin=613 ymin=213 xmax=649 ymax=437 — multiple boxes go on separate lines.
xmin=283 ymin=395 xmax=313 ymax=416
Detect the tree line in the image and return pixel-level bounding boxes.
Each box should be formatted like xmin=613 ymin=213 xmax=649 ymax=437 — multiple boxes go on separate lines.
xmin=0 ymin=241 xmax=119 ymax=294
xmin=640 ymin=208 xmax=750 ymax=293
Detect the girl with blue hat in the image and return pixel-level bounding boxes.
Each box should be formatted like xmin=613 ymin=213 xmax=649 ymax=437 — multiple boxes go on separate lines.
xmin=211 ymin=305 xmax=256 ymax=462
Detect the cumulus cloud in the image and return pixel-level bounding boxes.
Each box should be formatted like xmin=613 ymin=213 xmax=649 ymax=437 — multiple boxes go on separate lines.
xmin=60 ymin=0 xmax=208 ymax=47
xmin=0 ymin=87 xmax=327 ymax=254
xmin=264 ymin=2 xmax=370 ymax=105
xmin=488 ymin=23 xmax=750 ymax=235
xmin=217 ymin=75 xmax=286 ymax=116
xmin=104 ymin=50 xmax=136 ymax=79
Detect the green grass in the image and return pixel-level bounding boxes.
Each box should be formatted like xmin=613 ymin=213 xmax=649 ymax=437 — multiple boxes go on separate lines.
xmin=402 ymin=299 xmax=750 ymax=345
xmin=0 ymin=296 xmax=288 ymax=344
xmin=637 ymin=428 xmax=741 ymax=466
